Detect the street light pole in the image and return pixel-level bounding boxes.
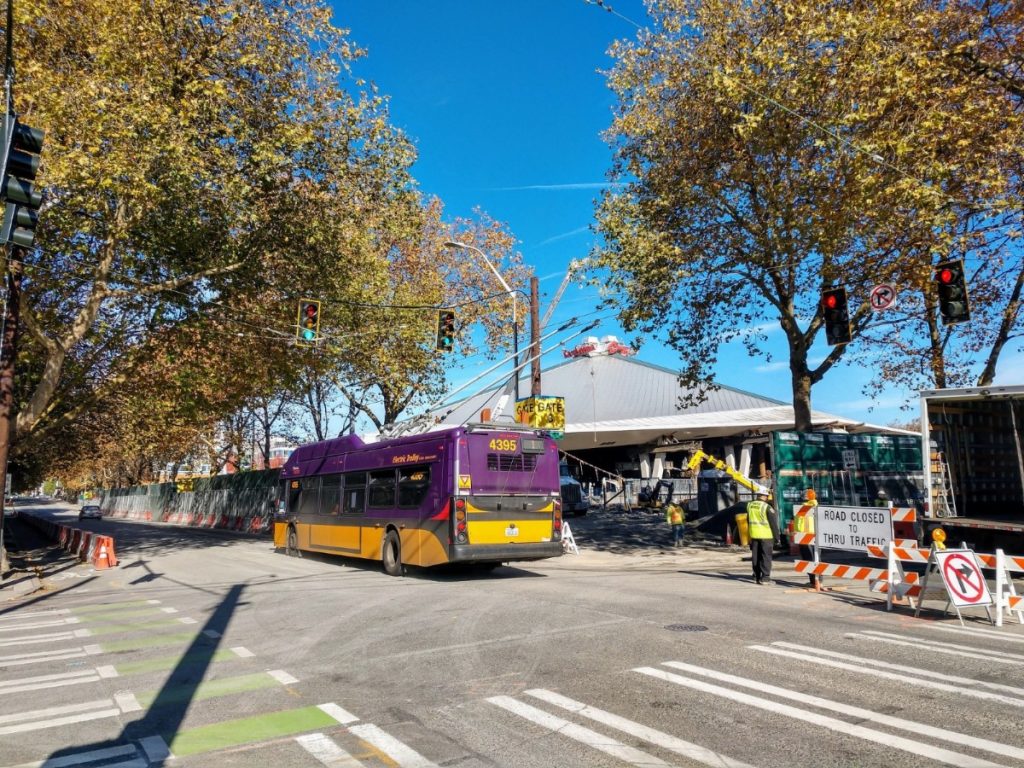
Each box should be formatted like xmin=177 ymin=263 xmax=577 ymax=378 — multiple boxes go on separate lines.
xmin=444 ymin=241 xmax=519 ymax=403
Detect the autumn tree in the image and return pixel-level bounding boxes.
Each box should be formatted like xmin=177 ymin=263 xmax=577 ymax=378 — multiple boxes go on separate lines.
xmin=595 ymin=0 xmax=1022 ymax=427
xmin=11 ymin=0 xmax=417 ymax=474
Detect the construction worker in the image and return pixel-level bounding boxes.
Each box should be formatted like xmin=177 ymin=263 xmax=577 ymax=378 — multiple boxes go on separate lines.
xmin=794 ymin=488 xmax=819 ymax=587
xmin=747 ymin=490 xmax=780 ymax=585
xmin=665 ymin=502 xmax=685 ymax=547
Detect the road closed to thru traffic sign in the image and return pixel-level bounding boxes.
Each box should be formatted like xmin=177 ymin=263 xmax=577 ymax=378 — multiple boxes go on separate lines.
xmin=936 ymin=549 xmax=993 ymax=607
xmin=815 ymin=505 xmax=892 ymax=552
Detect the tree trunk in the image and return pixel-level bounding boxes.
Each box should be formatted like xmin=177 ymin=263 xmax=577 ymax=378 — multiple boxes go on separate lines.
xmin=978 ymin=262 xmax=1024 ymax=386
xmin=791 ymin=366 xmax=813 ymax=431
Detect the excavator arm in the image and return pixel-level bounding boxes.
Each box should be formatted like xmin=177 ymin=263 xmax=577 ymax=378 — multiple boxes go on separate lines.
xmin=686 ymin=450 xmax=770 ymax=495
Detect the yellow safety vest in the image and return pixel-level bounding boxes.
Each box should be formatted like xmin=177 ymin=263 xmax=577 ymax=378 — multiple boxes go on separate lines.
xmin=746 ymin=500 xmax=773 ymax=539
xmin=666 ymin=505 xmax=684 ymax=525
xmin=794 ymin=501 xmax=816 ymax=534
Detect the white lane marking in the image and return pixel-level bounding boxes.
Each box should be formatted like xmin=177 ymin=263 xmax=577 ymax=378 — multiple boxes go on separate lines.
xmin=177 ymin=617 xmax=198 ymax=625
xmin=758 ymin=644 xmax=1024 ymax=709
xmin=0 ymin=618 xmax=79 ymax=633
xmin=772 ymin=641 xmax=1024 ymax=697
xmin=83 ymin=644 xmax=102 ymax=655
xmin=635 ymin=666 xmax=1009 ymax=768
xmin=160 ymin=607 xmax=178 ymax=614
xmin=0 ymin=631 xmax=80 ymax=647
xmin=348 ymin=723 xmax=441 ymax=768
xmin=202 ymin=630 xmax=221 ymax=639
xmin=487 ymin=696 xmax=672 ymax=767
xmin=317 ymin=703 xmax=359 ymax=725
xmin=267 ymin=669 xmax=299 ymax=685
xmin=73 ymin=629 xmax=92 ymax=638
xmin=670 ymin=659 xmax=1024 ymax=763
xmin=96 ymin=665 xmax=119 ymax=678
xmin=526 ymin=688 xmax=757 ymax=768
xmin=138 ymin=735 xmax=172 ymax=763
xmin=146 ymin=599 xmax=162 ymax=605
xmin=0 ymin=609 xmax=70 ymax=621
xmin=0 ymin=709 xmax=120 ymax=736
xmin=0 ymin=699 xmax=114 ymax=725
xmin=115 ymin=692 xmax=143 ymax=713
xmin=0 ymin=648 xmax=90 ymax=667
xmin=856 ymin=634 xmax=1024 ymax=663
xmin=852 ymin=630 xmax=1024 ymax=663
xmin=295 ymin=733 xmax=363 ymax=767
xmin=0 ymin=673 xmax=99 ymax=696
xmin=928 ymin=624 xmax=1024 ymax=643
xmin=231 ymin=646 xmax=255 ymax=658
xmin=2 ymin=743 xmax=137 ymax=768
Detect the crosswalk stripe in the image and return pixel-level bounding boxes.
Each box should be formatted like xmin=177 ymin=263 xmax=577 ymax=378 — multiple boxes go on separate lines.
xmin=771 ymin=641 xmax=1024 ymax=698
xmin=0 ymin=669 xmax=100 ymax=696
xmin=753 ymin=643 xmax=1024 ymax=709
xmin=524 ymin=688 xmax=757 ymax=768
xmin=927 ymin=624 xmax=1024 ymax=644
xmin=635 ymin=666 xmax=1009 ymax=768
xmin=0 ymin=609 xmax=70 ymax=622
xmin=665 ymin=660 xmax=1024 ymax=762
xmin=848 ymin=631 xmax=1024 ymax=664
xmin=349 ymin=723 xmax=440 ymax=768
xmin=487 ymin=695 xmax=673 ymax=767
xmin=295 ymin=733 xmax=363 ymax=767
xmin=0 ymin=618 xmax=79 ymax=633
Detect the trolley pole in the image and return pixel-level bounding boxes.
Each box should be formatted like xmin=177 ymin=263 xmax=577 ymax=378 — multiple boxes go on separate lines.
xmin=530 ymin=276 xmax=541 ymax=396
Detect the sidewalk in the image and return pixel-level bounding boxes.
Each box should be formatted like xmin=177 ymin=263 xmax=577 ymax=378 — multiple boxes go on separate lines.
xmin=558 ymin=504 xmax=753 ymax=571
xmin=0 ymin=516 xmax=77 ymax=600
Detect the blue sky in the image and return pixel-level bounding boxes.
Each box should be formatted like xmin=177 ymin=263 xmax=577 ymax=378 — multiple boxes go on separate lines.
xmin=330 ymin=0 xmax=1018 ymax=427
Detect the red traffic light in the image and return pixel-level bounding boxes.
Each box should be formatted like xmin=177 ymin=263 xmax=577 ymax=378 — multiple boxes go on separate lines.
xmin=824 ymin=293 xmax=838 ymax=310
xmin=304 ymin=303 xmax=318 ymax=317
xmin=938 ymin=268 xmax=954 ymax=284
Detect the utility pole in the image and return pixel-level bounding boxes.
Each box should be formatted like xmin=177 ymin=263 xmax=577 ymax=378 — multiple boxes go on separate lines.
xmin=530 ymin=276 xmax=541 ymax=396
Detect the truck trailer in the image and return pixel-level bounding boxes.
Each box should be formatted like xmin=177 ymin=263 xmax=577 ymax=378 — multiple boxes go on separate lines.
xmin=920 ymin=385 xmax=1024 ymax=554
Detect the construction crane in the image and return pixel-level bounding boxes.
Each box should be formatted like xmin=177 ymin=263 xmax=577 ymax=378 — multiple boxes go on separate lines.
xmin=686 ymin=450 xmax=770 ymax=495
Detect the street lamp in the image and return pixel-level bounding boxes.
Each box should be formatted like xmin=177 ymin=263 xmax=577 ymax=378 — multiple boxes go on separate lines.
xmin=444 ymin=240 xmax=519 ymax=402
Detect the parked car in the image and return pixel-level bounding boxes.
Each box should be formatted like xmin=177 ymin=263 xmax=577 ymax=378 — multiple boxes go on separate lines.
xmin=79 ymin=504 xmax=103 ymax=520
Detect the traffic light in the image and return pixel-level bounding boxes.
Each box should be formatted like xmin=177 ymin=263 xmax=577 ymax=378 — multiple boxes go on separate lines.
xmin=296 ymin=299 xmax=321 ymax=345
xmin=0 ymin=114 xmax=44 ymax=248
xmin=935 ymin=259 xmax=970 ymax=325
xmin=436 ymin=309 xmax=455 ymax=352
xmin=821 ymin=287 xmax=851 ymax=346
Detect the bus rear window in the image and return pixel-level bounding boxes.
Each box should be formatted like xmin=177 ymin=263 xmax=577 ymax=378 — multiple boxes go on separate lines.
xmin=487 ymin=453 xmax=538 ymax=472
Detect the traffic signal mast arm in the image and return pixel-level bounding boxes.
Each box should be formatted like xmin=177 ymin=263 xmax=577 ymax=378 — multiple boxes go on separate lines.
xmin=686 ymin=449 xmax=770 ymax=495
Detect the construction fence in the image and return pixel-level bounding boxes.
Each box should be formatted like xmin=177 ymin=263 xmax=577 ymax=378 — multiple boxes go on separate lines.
xmin=96 ymin=470 xmax=279 ymax=534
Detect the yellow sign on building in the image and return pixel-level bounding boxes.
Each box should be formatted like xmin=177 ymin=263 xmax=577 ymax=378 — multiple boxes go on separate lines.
xmin=515 ymin=396 xmax=565 ymax=430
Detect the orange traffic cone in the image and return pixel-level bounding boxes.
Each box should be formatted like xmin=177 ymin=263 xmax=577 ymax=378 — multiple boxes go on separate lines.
xmin=725 ymin=523 xmax=733 ymax=546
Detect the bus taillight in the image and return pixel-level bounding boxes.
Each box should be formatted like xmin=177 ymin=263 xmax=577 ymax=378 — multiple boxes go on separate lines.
xmin=454 ymin=497 xmax=469 ymax=543
xmin=552 ymin=498 xmax=562 ymax=541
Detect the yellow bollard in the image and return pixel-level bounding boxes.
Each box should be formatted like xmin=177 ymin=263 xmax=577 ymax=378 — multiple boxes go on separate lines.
xmin=734 ymin=513 xmax=750 ymax=546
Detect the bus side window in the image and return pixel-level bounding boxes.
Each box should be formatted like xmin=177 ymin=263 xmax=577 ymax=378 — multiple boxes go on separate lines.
xmin=368 ymin=469 xmax=396 ymax=508
xmin=398 ymin=465 xmax=431 ymax=508
xmin=298 ymin=476 xmax=320 ymax=517
xmin=319 ymin=474 xmax=341 ymax=516
xmin=344 ymin=472 xmax=366 ymax=515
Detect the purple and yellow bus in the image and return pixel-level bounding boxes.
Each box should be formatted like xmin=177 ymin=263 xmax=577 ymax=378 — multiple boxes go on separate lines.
xmin=273 ymin=424 xmax=564 ymax=575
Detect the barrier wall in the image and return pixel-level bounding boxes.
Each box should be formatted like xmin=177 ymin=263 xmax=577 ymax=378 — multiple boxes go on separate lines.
xmin=97 ymin=470 xmax=277 ymax=534
xmin=20 ymin=512 xmax=118 ymax=569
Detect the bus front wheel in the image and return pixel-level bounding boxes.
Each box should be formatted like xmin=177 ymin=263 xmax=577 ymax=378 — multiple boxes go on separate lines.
xmin=383 ymin=530 xmax=403 ymax=577
xmin=286 ymin=527 xmax=302 ymax=558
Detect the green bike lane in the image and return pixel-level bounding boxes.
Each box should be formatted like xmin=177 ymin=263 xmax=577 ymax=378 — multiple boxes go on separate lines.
xmin=0 ymin=594 xmax=437 ymax=767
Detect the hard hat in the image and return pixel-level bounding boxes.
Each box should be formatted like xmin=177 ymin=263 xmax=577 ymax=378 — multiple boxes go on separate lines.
xmin=877 ymin=489 xmax=888 ymax=498
xmin=804 ymin=488 xmax=817 ymax=501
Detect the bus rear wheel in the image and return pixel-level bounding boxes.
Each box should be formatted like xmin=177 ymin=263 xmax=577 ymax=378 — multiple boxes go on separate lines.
xmin=286 ymin=527 xmax=302 ymax=558
xmin=383 ymin=530 xmax=403 ymax=576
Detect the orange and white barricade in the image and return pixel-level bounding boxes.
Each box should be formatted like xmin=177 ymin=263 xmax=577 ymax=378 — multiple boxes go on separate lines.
xmin=865 ymin=542 xmax=931 ymax=610
xmin=794 ymin=559 xmax=919 ymax=603
xmin=972 ymin=550 xmax=1024 ymax=627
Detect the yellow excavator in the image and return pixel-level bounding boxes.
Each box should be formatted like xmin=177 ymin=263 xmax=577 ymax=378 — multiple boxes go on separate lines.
xmin=686 ymin=450 xmax=771 ymax=496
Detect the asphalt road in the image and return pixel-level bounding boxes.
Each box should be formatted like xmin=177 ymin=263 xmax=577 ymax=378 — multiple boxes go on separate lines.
xmin=1 ymin=499 xmax=1023 ymax=768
